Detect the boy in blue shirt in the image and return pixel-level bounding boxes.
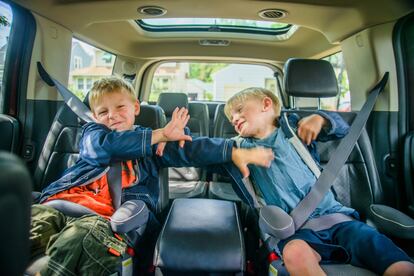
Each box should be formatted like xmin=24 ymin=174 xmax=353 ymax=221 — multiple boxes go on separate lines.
xmin=224 ymin=87 xmax=414 ymax=276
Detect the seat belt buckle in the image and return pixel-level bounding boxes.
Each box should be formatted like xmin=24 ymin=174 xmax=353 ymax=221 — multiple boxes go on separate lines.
xmin=22 ymin=141 xmax=35 ymax=162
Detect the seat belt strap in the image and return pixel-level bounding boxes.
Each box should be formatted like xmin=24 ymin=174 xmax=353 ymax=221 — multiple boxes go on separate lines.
xmin=301 ymin=213 xmax=354 ymax=232
xmin=37 ymin=62 xmax=123 ymax=209
xmin=290 ymin=73 xmax=389 ymax=230
xmin=281 ymin=113 xmax=321 ymax=178
xmin=232 ymin=136 xmax=263 ymax=208
xmin=36 ymin=62 xmax=93 ymax=123
xmin=107 ymin=162 xmax=122 ymax=209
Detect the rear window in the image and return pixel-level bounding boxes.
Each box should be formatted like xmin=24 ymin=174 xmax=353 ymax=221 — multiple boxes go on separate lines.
xmin=149 ymin=62 xmax=278 ymax=102
xmin=69 ymin=38 xmax=116 ymax=100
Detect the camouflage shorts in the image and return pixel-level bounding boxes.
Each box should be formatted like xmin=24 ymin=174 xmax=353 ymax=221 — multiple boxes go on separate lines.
xmin=30 ymin=204 xmax=129 ymax=276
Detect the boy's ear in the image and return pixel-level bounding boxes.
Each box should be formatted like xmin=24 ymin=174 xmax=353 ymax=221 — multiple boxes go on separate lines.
xmin=262 ymin=97 xmax=273 ymax=112
xmin=134 ymin=100 xmax=140 ymax=116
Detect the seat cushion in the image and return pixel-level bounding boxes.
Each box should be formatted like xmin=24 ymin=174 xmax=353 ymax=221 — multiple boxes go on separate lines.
xmin=321 ymin=264 xmax=377 ymax=275
xmin=169 ymin=180 xmax=207 ymax=199
xmin=209 ymin=181 xmax=241 ymax=202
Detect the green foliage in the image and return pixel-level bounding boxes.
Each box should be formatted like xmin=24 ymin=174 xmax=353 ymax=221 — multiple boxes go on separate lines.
xmin=324 ymin=52 xmax=350 ymax=108
xmin=204 ymin=91 xmax=213 ymax=101
xmin=0 ymin=16 xmax=9 ymax=27
xmin=189 ymin=63 xmax=228 ymax=82
xmin=68 ymin=84 xmax=87 ymax=100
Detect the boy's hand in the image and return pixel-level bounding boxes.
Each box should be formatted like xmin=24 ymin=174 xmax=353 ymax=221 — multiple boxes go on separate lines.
xmin=232 ymin=147 xmax=274 ymax=178
xmin=162 ymin=107 xmax=192 ymax=146
xmin=297 ymin=114 xmax=327 ymax=145
xmin=156 ymin=142 xmax=166 ymax=156
xmin=156 ymin=139 xmax=187 ymax=156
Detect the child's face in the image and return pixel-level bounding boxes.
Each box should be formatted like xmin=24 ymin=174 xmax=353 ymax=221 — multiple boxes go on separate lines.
xmin=229 ymin=97 xmax=272 ymax=138
xmin=92 ymin=89 xmax=140 ymax=131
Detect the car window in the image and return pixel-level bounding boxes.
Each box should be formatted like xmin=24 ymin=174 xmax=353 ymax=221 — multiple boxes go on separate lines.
xmin=69 ymin=38 xmax=116 ymax=100
xmin=149 ymin=62 xmax=278 ymax=103
xmin=0 ymin=2 xmax=12 ymax=110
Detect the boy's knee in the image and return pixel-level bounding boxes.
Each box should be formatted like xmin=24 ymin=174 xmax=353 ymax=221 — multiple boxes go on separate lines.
xmin=283 ymin=239 xmax=319 ymax=267
xmin=384 ymin=261 xmax=414 ymax=276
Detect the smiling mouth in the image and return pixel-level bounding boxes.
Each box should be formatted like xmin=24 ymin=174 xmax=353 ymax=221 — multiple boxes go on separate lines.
xmin=110 ymin=122 xmax=122 ymax=128
xmin=236 ymin=122 xmax=245 ymax=132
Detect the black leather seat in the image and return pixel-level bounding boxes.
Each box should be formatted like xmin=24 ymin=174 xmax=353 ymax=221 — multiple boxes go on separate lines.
xmin=33 ymin=101 xmax=169 ymax=211
xmin=0 ymin=114 xmax=20 ymax=153
xmin=27 ymin=97 xmax=169 ymax=274
xmin=0 ymin=151 xmax=32 ymax=276
xmin=157 ymin=93 xmax=209 ymax=199
xmin=282 ymin=58 xmax=383 ymax=275
xmin=208 ymin=104 xmax=241 ymax=202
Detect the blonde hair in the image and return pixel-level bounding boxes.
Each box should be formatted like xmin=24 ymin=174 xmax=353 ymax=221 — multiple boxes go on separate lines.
xmin=224 ymin=87 xmax=281 ymax=124
xmin=89 ymin=76 xmax=136 ymax=112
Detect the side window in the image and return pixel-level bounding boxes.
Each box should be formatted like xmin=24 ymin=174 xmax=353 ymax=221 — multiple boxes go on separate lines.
xmin=293 ymin=52 xmax=350 ymax=111
xmin=0 ymin=2 xmax=12 ymax=106
xmin=69 ymin=38 xmax=116 ymax=100
xmin=149 ymin=62 xmax=278 ymax=102
xmin=323 ymin=52 xmax=351 ymax=111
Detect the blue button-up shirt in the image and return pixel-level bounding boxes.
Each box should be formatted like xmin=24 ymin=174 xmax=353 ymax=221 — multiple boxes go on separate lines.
xmin=237 ymin=111 xmax=356 ymax=218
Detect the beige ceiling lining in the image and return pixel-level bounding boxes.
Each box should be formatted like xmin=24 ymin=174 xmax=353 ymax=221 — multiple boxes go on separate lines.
xmin=13 ymin=0 xmax=414 ymax=62
xmin=77 ymin=21 xmax=332 ymax=62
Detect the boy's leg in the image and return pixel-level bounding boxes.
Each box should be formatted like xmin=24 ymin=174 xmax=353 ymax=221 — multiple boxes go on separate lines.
xmin=282 ymin=239 xmax=326 ymax=276
xmin=30 ymin=204 xmax=67 ymax=260
xmin=384 ymin=261 xmax=414 ymax=276
xmin=333 ymin=221 xmax=414 ymax=275
xmin=41 ymin=214 xmax=128 ymax=276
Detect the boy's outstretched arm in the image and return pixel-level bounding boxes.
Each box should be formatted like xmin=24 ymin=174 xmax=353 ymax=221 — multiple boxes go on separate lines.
xmin=232 ymin=147 xmax=274 ymax=178
xmin=156 ymin=134 xmax=273 ymax=171
xmin=80 ymin=107 xmax=192 ymax=166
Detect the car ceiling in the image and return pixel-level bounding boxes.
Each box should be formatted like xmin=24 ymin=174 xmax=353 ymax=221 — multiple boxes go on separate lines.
xmin=10 ymin=0 xmax=414 ymax=62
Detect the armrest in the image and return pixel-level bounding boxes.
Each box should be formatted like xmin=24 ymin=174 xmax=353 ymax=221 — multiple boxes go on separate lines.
xmin=110 ymin=200 xmax=149 ymax=234
xmin=368 ymin=204 xmax=414 ymax=239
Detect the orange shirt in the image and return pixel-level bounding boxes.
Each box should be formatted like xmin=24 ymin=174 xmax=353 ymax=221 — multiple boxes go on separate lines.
xmin=45 ymin=161 xmax=137 ymax=219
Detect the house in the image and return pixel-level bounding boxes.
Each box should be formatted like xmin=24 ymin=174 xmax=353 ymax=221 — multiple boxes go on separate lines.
xmin=212 ymin=64 xmax=276 ymax=101
xmin=69 ymin=41 xmax=115 ymax=98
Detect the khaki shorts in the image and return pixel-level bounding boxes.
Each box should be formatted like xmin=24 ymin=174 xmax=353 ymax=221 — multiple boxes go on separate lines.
xmin=31 ymin=204 xmax=128 ymax=276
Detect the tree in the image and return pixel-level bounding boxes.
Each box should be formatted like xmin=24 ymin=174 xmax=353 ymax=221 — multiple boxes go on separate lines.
xmin=189 ymin=63 xmax=228 ymax=82
xmin=0 ymin=16 xmax=9 ymax=27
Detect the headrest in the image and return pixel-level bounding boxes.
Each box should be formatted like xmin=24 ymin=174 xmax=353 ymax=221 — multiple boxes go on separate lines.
xmin=157 ymin=93 xmax=188 ymax=117
xmin=135 ymin=104 xmax=166 ymax=129
xmin=284 ymin=59 xmax=338 ymax=98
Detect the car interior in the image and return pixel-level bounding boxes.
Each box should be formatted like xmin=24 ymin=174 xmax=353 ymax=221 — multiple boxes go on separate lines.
xmin=1 ymin=0 xmax=414 ymax=275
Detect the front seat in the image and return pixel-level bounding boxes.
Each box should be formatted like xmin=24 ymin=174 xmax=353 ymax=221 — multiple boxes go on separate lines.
xmin=157 ymin=93 xmax=209 ymax=199
xmin=280 ymin=58 xmax=395 ymax=275
xmin=0 ymin=151 xmax=32 ymax=276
